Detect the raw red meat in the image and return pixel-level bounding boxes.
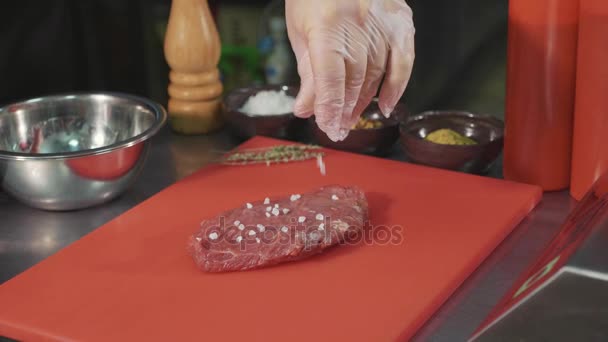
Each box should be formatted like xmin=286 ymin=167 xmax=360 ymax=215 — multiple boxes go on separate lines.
xmin=188 ymin=185 xmax=368 ymax=272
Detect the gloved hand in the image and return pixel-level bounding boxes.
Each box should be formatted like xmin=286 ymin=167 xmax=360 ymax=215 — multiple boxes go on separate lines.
xmin=286 ymin=0 xmax=415 ymax=142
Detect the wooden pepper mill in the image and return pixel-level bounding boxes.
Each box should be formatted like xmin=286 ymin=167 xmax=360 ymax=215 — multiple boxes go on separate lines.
xmin=164 ymin=0 xmax=223 ymax=134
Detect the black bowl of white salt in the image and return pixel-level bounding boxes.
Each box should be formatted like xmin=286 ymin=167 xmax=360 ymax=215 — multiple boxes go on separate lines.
xmin=222 ymin=85 xmax=306 ymax=140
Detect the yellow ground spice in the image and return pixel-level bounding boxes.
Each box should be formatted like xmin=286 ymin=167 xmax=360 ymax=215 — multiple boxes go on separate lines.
xmin=352 ymin=117 xmax=383 ymax=129
xmin=425 ymin=128 xmax=477 ymax=145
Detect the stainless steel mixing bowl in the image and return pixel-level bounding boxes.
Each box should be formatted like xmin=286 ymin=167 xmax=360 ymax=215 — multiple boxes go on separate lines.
xmin=0 ymin=93 xmax=167 ymax=210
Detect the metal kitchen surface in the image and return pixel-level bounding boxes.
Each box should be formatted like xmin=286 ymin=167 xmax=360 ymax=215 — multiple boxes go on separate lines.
xmin=470 ymin=173 xmax=608 ymax=342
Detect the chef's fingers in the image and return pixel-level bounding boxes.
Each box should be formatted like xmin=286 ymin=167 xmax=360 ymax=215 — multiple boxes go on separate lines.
xmin=348 ymin=37 xmax=388 ymax=128
xmin=286 ymin=1 xmax=315 ymax=118
xmin=378 ymin=37 xmax=415 ymax=117
xmin=309 ymin=29 xmax=347 ymax=142
xmin=341 ymin=29 xmax=369 ymax=131
xmin=293 ymin=51 xmax=315 ymax=118
xmin=348 ymin=73 xmax=382 ymax=129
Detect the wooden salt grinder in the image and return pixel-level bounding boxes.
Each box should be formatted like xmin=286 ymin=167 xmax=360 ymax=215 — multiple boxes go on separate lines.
xmin=164 ymin=0 xmax=223 ymax=134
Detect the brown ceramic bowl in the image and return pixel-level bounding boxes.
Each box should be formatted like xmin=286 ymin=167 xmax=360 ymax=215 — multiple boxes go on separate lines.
xmin=222 ymin=85 xmax=305 ymax=140
xmin=399 ymin=111 xmax=504 ymax=174
xmin=309 ymin=99 xmax=405 ymax=156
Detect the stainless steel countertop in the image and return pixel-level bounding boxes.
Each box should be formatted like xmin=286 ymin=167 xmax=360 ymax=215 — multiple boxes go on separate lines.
xmin=0 ymin=127 xmax=576 ymax=341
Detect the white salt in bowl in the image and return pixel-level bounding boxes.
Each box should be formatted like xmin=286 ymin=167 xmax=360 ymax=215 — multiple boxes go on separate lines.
xmin=222 ymin=85 xmax=306 ymax=140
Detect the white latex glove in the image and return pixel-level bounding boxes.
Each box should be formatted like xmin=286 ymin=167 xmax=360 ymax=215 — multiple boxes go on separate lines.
xmin=286 ymin=0 xmax=415 ymax=142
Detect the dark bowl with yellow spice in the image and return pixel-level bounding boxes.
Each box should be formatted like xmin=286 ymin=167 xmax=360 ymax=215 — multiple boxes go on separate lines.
xmin=399 ymin=111 xmax=504 ymax=174
xmin=310 ymin=99 xmax=405 ymax=156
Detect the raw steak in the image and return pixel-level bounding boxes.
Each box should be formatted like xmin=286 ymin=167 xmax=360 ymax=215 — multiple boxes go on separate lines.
xmin=188 ymin=185 xmax=368 ymax=272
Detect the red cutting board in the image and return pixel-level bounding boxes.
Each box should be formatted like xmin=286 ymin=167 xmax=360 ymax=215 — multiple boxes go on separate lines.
xmin=0 ymin=137 xmax=541 ymax=342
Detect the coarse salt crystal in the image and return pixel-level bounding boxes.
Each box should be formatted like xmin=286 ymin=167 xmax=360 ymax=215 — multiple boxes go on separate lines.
xmin=266 ymin=206 xmax=272 ymax=212
xmin=195 ymin=237 xmax=202 ymax=242
xmin=316 ymin=213 xmax=324 ymax=221
xmin=256 ymin=238 xmax=261 ymax=243
xmin=257 ymin=224 xmax=266 ymax=232
xmin=238 ymin=224 xmax=245 ymax=231
xmin=236 ymin=236 xmax=243 ymax=243
xmin=317 ymin=154 xmax=326 ymax=176
xmin=264 ymin=197 xmax=270 ymax=204
xmin=208 ymin=232 xmax=219 ymax=240
xmin=290 ymin=194 xmax=298 ymax=201
xmin=283 ymin=208 xmax=290 ymax=214
xmin=248 ymin=230 xmax=256 ymax=236
xmin=272 ymin=208 xmax=280 ymax=216
xmin=265 ymin=212 xmax=271 ymax=218
xmin=281 ymin=226 xmax=289 ymax=233
xmin=298 ymin=216 xmax=306 ymax=223
xmin=274 ymin=203 xmax=279 ymax=208
xmin=318 ymin=223 xmax=325 ymax=231
xmin=246 ymin=203 xmax=253 ymax=209
xmin=233 ymin=220 xmax=240 ymax=227
xmin=331 ymin=195 xmax=339 ymax=201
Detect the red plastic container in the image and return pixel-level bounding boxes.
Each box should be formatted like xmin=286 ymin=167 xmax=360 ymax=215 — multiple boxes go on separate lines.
xmin=503 ymin=0 xmax=579 ymax=191
xmin=570 ymin=0 xmax=608 ymax=200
